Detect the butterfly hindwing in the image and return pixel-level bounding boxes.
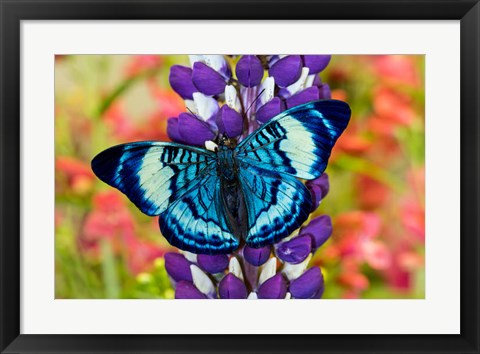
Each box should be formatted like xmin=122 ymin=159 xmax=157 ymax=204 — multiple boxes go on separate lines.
xmin=92 ymin=141 xmax=238 ymax=254
xmin=235 ymin=99 xmax=351 ymax=180
xmin=159 ymin=171 xmax=239 ymax=254
xmin=238 ymin=163 xmax=312 ymax=248
xmin=91 ymin=141 xmax=216 ymax=216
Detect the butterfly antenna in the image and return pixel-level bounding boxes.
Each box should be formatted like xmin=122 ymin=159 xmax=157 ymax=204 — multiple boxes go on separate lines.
xmin=186 ymin=106 xmax=202 ymax=121
xmin=244 ymin=88 xmax=265 ymax=118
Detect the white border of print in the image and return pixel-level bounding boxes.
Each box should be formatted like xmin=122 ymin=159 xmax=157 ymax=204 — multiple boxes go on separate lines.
xmin=21 ymin=20 xmax=460 ymax=334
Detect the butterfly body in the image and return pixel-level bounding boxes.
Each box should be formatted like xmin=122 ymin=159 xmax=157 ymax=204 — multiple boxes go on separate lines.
xmin=92 ymin=100 xmax=351 ymax=255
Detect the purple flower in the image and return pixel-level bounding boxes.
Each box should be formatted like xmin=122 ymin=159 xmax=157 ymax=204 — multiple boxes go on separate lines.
xmin=166 ymin=117 xmax=185 ymax=144
xmin=302 ymin=55 xmax=331 ymax=74
xmin=306 ymin=173 xmax=330 ymax=210
xmin=162 ymin=55 xmax=339 ymax=300
xmin=258 ymin=274 xmax=288 ymax=299
xmin=192 ymin=62 xmax=228 ymax=96
xmin=243 ymin=246 xmax=271 ymax=266
xmin=197 ymin=254 xmax=229 ymax=274
xmin=169 ymin=65 xmax=197 ymax=100
xmin=256 ymin=97 xmax=283 ymax=123
xmin=269 ymin=55 xmax=303 ymax=87
xmin=165 ymin=253 xmax=192 ymax=282
xmin=286 ymin=86 xmax=320 ymax=109
xmin=236 ymin=55 xmax=264 ymax=87
xmin=216 ymin=105 xmax=243 ymax=138
xmin=276 ymin=235 xmax=312 ymax=264
xmin=290 ymin=267 xmax=324 ymax=299
xmin=177 ymin=113 xmax=216 ymax=146
xmin=300 ymin=215 xmax=333 ymax=251
xmin=218 ymin=273 xmax=248 ymax=299
xmin=175 ymin=281 xmax=207 ymax=299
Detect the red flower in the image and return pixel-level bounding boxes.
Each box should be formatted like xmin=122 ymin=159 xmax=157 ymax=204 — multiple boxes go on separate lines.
xmin=56 ymin=156 xmax=95 ymax=194
xmin=373 ymin=87 xmax=415 ymax=126
xmin=81 ymin=191 xmax=136 ymax=256
xmin=355 ymin=174 xmax=390 ymax=209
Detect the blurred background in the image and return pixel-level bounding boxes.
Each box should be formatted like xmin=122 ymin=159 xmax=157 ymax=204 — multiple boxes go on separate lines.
xmin=55 ymin=54 xmax=425 ymax=299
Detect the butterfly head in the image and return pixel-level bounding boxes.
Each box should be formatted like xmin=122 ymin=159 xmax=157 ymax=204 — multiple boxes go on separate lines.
xmin=218 ymin=135 xmax=236 ymax=149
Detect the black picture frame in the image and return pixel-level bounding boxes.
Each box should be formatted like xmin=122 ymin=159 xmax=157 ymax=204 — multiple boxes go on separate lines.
xmin=1 ymin=0 xmax=479 ymax=353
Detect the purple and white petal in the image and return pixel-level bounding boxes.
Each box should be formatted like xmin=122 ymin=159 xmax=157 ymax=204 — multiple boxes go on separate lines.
xmin=236 ymin=55 xmax=264 ymax=87
xmin=306 ymin=173 xmax=330 ymax=209
xmin=164 ymin=253 xmax=192 ymax=282
xmin=191 ymin=264 xmax=216 ymax=297
xmin=256 ymin=97 xmax=282 ymax=123
xmin=258 ymin=76 xmax=275 ymax=105
xmin=178 ymin=112 xmax=215 ymax=146
xmin=218 ymin=273 xmax=248 ymax=299
xmin=318 ymin=83 xmax=332 ymax=99
xmin=257 ymin=274 xmax=287 ymax=299
xmin=302 ymin=55 xmax=331 ymax=74
xmin=169 ymin=65 xmax=197 ymax=100
xmin=282 ymin=254 xmax=312 ymax=280
xmin=166 ymin=117 xmax=186 ymax=144
xmin=276 ymin=235 xmax=312 ymax=264
xmin=285 ymin=86 xmax=320 ymax=109
xmin=229 ymin=257 xmax=244 ymax=281
xmin=268 ymin=55 xmax=302 ymax=88
xmin=225 ymin=85 xmax=242 ymax=112
xmin=216 ymin=105 xmax=243 ymax=138
xmin=290 ymin=267 xmax=325 ymax=299
xmin=243 ymin=246 xmax=271 ymax=266
xmin=300 ymin=215 xmax=333 ymax=251
xmin=175 ymin=281 xmax=207 ymax=299
xmin=192 ymin=92 xmax=219 ymax=121
xmin=192 ymin=62 xmax=227 ymax=96
xmin=285 ymin=67 xmax=310 ymax=96
xmin=258 ymin=258 xmax=277 ymax=285
xmin=197 ymin=254 xmax=229 ymax=274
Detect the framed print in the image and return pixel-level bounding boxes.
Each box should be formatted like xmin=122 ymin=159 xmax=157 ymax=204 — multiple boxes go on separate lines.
xmin=1 ymin=0 xmax=479 ymax=353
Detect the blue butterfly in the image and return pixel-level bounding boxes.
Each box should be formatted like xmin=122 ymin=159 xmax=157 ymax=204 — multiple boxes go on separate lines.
xmin=91 ymin=100 xmax=350 ymax=255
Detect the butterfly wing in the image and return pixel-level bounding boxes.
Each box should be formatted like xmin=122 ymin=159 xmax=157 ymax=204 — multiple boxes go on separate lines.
xmin=159 ymin=171 xmax=240 ymax=254
xmin=237 ymin=163 xmax=312 ymax=247
xmin=92 ymin=142 xmax=239 ymax=254
xmin=235 ymin=99 xmax=351 ymax=180
xmin=235 ymin=99 xmax=350 ymax=247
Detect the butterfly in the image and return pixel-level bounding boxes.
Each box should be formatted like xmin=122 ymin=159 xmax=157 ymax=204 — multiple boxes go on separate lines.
xmin=91 ymin=99 xmax=350 ymax=255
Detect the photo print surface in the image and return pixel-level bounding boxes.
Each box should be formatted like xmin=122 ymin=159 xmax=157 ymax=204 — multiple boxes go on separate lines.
xmin=55 ymin=55 xmax=425 ymax=299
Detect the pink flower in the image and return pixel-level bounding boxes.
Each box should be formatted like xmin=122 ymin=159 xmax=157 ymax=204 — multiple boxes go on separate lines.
xmin=81 ymin=191 xmax=136 ymax=256
xmin=125 ymin=55 xmax=163 ymax=77
xmin=56 ymin=156 xmax=95 ymax=194
xmin=373 ymin=87 xmax=415 ymax=126
xmin=374 ymin=55 xmax=421 ymax=87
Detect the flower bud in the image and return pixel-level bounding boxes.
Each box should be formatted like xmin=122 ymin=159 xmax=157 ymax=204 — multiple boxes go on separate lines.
xmin=243 ymin=245 xmax=271 ymax=266
xmin=290 ymin=267 xmax=324 ymax=299
xmin=175 ymin=281 xmax=206 ymax=299
xmin=236 ymin=55 xmax=264 ymax=87
xmin=197 ymin=254 xmax=229 ymax=274
xmin=276 ymin=235 xmax=312 ymax=264
xmin=218 ymin=273 xmax=248 ymax=299
xmin=164 ymin=253 xmax=192 ymax=282
xmin=257 ymin=273 xmax=287 ymax=299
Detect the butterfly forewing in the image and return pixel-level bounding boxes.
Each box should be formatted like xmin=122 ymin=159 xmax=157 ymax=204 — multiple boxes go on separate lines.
xmin=91 ymin=141 xmax=216 ymax=216
xmin=235 ymin=99 xmax=351 ymax=180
